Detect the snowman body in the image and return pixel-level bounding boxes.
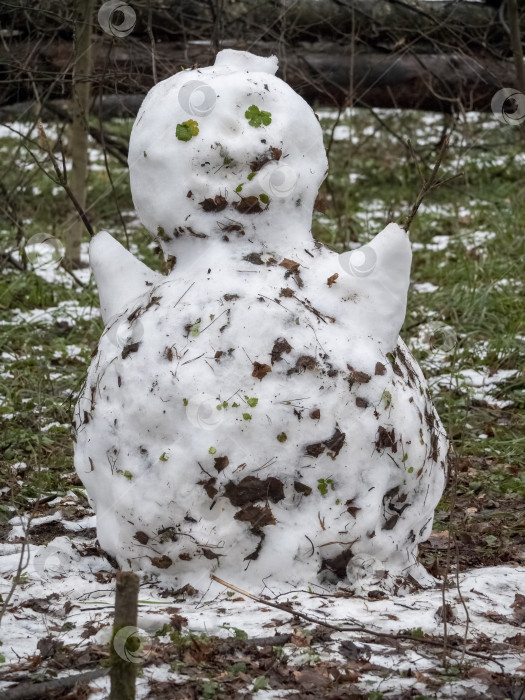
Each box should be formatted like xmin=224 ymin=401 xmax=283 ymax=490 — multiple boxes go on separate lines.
xmin=74 ymin=50 xmax=447 ymax=591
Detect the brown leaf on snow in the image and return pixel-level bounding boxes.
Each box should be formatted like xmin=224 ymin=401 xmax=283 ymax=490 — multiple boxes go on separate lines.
xmin=327 ymin=273 xmax=339 ymax=287
xmin=234 ymin=504 xmax=276 ymax=527
xmin=325 ymin=426 xmax=346 ymax=458
xmin=279 ymin=258 xmax=300 ymax=272
xmin=345 ymin=499 xmax=361 ymax=518
xmin=467 ymin=667 xmax=498 ymax=682
xmin=511 ymin=593 xmax=525 ymax=624
xmin=505 ymin=633 xmax=525 ymax=648
xmin=121 ymin=342 xmax=141 ymax=359
xmin=306 ymin=442 xmax=325 ymax=457
xmin=375 ymin=425 xmax=398 ymax=453
xmin=198 ymin=476 xmax=218 ymax=499
xmin=168 ymin=610 xmax=188 ymax=630
xmin=233 ymin=196 xmax=262 ymax=214
xmin=224 ymin=475 xmax=284 ymax=506
xmin=279 ymin=286 xmax=295 ymax=297
xmin=37 ymin=635 xmax=64 ymax=659
xmin=382 ymin=514 xmax=399 ymax=530
xmin=81 ymin=622 xmax=100 ymax=639
xmin=150 ymin=555 xmax=173 ymax=569
xmin=94 ymin=570 xmax=114 ymax=584
xmin=201 ymin=548 xmax=224 ymax=560
xmin=252 ymin=361 xmax=272 ymax=380
xmin=294 ymin=480 xmax=312 ymax=496
xmin=290 ymin=629 xmax=313 ymax=648
xmin=319 ymin=547 xmax=354 ymax=579
xmin=213 ymin=455 xmax=229 ymax=472
xmin=250 ymin=147 xmax=282 ymax=171
xmin=22 ymin=594 xmax=59 ymax=613
xmin=436 ymin=603 xmax=456 ymax=623
xmin=134 ymin=531 xmax=150 ymax=545
xmin=295 ymin=355 xmax=317 ymax=371
xmin=199 ymin=195 xmax=228 ymax=212
xmin=243 ymin=252 xmax=265 ymax=265
xmin=271 ymin=337 xmax=292 ymax=364
xmin=347 ymin=365 xmax=372 ymax=385
xmin=375 ymin=361 xmax=387 ymax=375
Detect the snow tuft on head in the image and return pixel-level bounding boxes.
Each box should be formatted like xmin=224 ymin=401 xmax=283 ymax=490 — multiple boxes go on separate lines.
xmin=214 ymin=49 xmax=278 ymax=75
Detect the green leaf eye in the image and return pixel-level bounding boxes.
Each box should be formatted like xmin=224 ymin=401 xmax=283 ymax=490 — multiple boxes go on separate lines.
xmin=245 ymin=105 xmax=272 ymax=128
xmin=176 ymin=119 xmax=199 ymax=141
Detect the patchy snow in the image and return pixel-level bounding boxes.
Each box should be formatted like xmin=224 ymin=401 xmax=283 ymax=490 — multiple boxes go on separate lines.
xmin=41 ymin=421 xmax=67 ymax=432
xmin=0 ymin=300 xmax=100 ymax=326
xmin=452 ymin=368 xmax=519 ymax=388
xmin=412 ymin=282 xmax=439 ymax=293
xmin=0 ymin=530 xmax=523 ymax=698
xmin=428 ymin=368 xmax=519 ymax=409
xmin=412 ymin=229 xmax=496 ymax=253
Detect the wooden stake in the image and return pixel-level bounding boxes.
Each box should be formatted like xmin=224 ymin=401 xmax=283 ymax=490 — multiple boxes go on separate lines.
xmin=110 ymin=571 xmax=140 ymax=700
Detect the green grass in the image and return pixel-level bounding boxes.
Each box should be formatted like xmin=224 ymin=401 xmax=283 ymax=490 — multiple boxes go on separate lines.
xmin=0 ymin=108 xmax=523 ymax=520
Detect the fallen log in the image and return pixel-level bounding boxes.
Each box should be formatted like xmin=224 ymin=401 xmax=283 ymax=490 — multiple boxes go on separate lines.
xmin=0 ymin=42 xmax=516 ymax=115
xmin=1 ymin=668 xmax=108 ymax=700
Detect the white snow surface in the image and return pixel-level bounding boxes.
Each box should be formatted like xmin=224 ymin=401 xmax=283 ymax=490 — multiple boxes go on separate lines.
xmin=73 ymin=50 xmax=447 ymax=593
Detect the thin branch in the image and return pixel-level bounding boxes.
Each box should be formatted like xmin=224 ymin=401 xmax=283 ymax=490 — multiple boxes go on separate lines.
xmin=36 ymin=121 xmax=94 ymax=238
xmin=402 ymin=135 xmax=463 ymax=231
xmin=210 ymin=574 xmax=505 ymax=671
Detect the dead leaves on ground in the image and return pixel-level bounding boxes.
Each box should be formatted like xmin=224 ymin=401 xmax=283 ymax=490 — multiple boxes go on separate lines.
xmin=252 ymin=361 xmax=271 ymax=381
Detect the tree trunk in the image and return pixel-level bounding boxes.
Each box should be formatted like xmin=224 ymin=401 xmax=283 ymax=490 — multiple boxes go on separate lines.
xmin=507 ymin=0 xmax=525 ymax=94
xmin=65 ymin=0 xmax=94 ymax=269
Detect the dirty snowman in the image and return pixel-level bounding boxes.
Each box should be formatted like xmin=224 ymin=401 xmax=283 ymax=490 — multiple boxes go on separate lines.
xmin=73 ymin=49 xmax=447 ymax=594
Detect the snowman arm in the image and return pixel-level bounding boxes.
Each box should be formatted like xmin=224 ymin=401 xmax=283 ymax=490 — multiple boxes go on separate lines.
xmin=338 ymin=223 xmax=412 ymax=352
xmin=90 ymin=230 xmax=163 ymax=324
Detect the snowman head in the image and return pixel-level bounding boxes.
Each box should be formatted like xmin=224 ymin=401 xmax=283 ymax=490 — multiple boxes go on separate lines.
xmin=128 ymin=50 xmax=328 ymax=253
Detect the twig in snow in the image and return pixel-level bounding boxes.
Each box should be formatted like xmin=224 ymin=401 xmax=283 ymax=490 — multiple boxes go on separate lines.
xmin=210 ymin=574 xmax=505 ymax=670
xmin=0 ymin=511 xmax=35 ymax=627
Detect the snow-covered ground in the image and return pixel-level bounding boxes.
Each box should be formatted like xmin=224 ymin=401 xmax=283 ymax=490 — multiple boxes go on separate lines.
xmin=1 ymin=502 xmax=524 ymax=698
